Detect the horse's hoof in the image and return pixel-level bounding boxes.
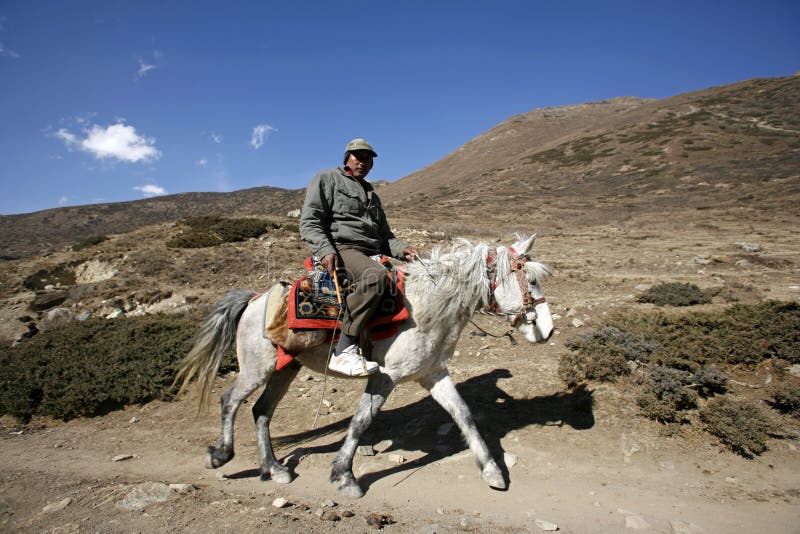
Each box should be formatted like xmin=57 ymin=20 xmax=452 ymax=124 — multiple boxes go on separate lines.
xmin=333 ymin=474 xmax=364 ymax=499
xmin=481 ymin=462 xmax=507 ymax=490
xmin=270 ymin=465 xmax=293 ymax=484
xmin=206 ymin=446 xmax=233 ymax=469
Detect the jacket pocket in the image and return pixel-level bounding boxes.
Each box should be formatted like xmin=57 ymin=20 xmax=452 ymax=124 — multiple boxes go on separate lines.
xmin=334 ymin=187 xmax=362 ymax=215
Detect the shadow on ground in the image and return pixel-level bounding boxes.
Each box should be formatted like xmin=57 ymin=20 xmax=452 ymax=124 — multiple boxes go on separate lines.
xmin=227 ymin=369 xmax=594 ymax=491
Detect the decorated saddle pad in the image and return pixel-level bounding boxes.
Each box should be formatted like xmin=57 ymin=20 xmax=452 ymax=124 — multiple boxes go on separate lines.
xmin=287 ymin=257 xmax=408 ymax=331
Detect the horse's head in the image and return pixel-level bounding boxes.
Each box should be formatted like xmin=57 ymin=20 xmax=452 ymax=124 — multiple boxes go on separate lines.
xmin=489 ymin=234 xmax=554 ymax=343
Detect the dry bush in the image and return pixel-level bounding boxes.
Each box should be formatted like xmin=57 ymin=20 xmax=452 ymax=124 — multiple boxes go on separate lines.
xmin=559 ymin=326 xmax=659 ymax=386
xmin=699 ymin=398 xmax=779 ymax=458
xmin=0 ymin=316 xmax=196 ymax=421
xmin=72 ymin=235 xmax=107 ymax=251
xmin=637 ymin=393 xmax=688 ymax=424
xmin=637 ymin=282 xmax=712 ymax=306
xmin=769 ymin=381 xmax=800 ymax=415
xmin=636 ymin=365 xmax=729 ymax=424
xmin=22 ymin=263 xmax=77 ymax=291
xmin=609 ymin=301 xmax=799 ymax=367
xmin=166 ymin=216 xmax=280 ymax=249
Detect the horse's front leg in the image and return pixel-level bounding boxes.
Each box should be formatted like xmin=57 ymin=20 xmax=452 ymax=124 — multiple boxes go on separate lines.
xmin=330 ymin=372 xmax=396 ymax=498
xmin=419 ymin=370 xmax=507 ymax=490
xmin=252 ymin=362 xmax=301 ymax=483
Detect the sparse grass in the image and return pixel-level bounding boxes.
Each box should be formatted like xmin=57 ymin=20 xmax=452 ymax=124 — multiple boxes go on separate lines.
xmin=637 ymin=282 xmax=712 ymax=307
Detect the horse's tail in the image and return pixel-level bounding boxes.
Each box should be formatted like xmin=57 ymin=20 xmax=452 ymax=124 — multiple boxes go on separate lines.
xmin=173 ymin=289 xmax=257 ymax=412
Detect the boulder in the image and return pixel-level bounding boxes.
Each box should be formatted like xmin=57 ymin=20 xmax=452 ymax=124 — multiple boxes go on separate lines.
xmin=29 ymin=290 xmax=69 ymax=311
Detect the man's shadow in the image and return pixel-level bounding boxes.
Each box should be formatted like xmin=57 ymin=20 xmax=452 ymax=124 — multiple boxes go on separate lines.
xmin=229 ymin=369 xmax=594 ymax=492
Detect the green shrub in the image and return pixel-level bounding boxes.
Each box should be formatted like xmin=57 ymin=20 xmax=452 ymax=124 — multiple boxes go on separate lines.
xmin=0 ymin=316 xmax=196 ymax=421
xmin=166 ymin=216 xmax=279 ymax=249
xmin=72 ymin=235 xmax=107 ymax=251
xmin=637 ymin=282 xmax=712 ymax=307
xmin=699 ymin=398 xmax=778 ymax=458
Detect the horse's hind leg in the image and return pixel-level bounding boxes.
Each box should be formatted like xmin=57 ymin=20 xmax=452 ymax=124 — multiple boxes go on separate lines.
xmin=419 ymin=370 xmax=507 ymax=490
xmin=208 ymin=371 xmax=269 ymax=469
xmin=330 ymin=372 xmax=396 ymax=498
xmin=252 ymin=361 xmax=301 ymax=483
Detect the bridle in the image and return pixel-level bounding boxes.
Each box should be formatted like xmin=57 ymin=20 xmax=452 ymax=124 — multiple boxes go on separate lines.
xmin=483 ymin=248 xmax=547 ymax=328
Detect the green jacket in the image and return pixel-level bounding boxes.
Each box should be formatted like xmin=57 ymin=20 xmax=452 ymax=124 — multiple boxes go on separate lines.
xmin=300 ymin=167 xmax=407 ymax=260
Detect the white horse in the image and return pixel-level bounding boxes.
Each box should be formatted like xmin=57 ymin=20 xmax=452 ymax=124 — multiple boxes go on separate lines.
xmin=175 ymin=234 xmax=553 ymax=498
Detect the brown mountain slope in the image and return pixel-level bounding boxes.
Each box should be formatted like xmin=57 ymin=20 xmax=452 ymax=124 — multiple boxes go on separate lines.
xmin=0 ymin=187 xmax=306 ymax=260
xmin=382 ymin=75 xmax=800 ymax=232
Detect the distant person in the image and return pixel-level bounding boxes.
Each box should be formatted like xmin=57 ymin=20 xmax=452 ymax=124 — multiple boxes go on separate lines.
xmin=300 ymin=139 xmax=419 ymax=376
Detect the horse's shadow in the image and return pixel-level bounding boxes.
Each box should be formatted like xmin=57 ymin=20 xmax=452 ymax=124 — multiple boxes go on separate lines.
xmin=229 ymin=369 xmax=594 ymax=491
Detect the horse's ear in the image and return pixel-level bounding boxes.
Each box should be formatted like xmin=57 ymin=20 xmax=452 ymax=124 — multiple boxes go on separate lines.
xmin=519 ymin=234 xmax=537 ymax=256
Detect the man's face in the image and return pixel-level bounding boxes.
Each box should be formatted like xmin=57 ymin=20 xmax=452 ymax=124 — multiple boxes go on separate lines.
xmin=345 ymin=151 xmax=373 ymax=179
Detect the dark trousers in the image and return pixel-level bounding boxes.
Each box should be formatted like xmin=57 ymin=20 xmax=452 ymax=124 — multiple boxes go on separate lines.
xmin=338 ymin=245 xmax=389 ymax=338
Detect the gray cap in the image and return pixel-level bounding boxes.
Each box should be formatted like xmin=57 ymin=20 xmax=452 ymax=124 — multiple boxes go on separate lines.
xmin=343 ymin=138 xmax=377 ymax=163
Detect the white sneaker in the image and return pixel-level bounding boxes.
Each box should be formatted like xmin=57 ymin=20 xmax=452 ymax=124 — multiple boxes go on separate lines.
xmin=329 ymin=345 xmax=379 ymax=376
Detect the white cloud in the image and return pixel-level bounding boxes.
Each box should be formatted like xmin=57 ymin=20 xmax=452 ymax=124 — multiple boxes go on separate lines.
xmin=211 ymin=132 xmax=223 ymax=144
xmin=75 ymin=112 xmax=97 ymax=125
xmin=250 ymin=124 xmax=276 ymax=150
xmin=196 ymin=158 xmax=208 ymax=167
xmin=134 ymin=50 xmax=162 ymax=79
xmin=136 ymin=58 xmax=156 ymax=78
xmin=58 ymin=196 xmax=70 ymax=206
xmin=55 ymin=122 xmax=161 ymax=163
xmin=55 ymin=128 xmax=79 ymax=147
xmin=133 ymin=184 xmax=167 ymax=197
xmin=0 ymin=42 xmax=20 ymax=58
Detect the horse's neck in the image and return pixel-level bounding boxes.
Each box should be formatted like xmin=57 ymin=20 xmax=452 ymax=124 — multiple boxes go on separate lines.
xmin=405 ymin=247 xmax=488 ymax=331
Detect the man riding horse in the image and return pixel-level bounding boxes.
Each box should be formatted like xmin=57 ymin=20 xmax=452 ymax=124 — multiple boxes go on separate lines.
xmin=299 ymin=139 xmax=419 ymax=377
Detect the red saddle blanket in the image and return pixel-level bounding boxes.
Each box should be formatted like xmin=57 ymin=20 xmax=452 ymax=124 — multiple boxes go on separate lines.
xmin=276 ymin=258 xmax=409 ymax=370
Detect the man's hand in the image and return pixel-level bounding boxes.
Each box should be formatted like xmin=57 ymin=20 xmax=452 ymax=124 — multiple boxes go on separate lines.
xmin=402 ymin=246 xmax=420 ymax=262
xmin=321 ymin=253 xmax=339 ymax=276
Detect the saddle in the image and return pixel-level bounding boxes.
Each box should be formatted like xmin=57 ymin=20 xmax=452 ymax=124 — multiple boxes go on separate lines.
xmin=264 ymin=257 xmax=409 ymax=370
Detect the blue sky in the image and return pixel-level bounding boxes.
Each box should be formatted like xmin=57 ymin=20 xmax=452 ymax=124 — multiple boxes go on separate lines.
xmin=1 ymin=1 xmax=798 ymax=215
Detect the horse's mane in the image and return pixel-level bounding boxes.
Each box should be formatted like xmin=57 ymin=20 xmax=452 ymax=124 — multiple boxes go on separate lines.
xmin=405 ymin=239 xmax=490 ymax=331
xmin=406 ymin=237 xmax=551 ymax=331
